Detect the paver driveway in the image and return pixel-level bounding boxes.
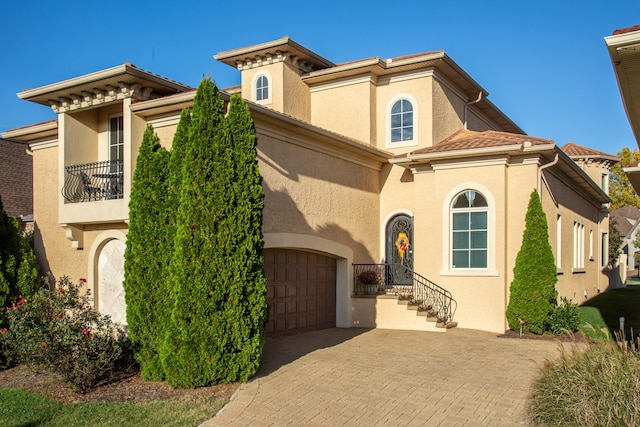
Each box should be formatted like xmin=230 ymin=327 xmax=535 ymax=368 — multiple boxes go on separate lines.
xmin=202 ymin=328 xmax=562 ymax=426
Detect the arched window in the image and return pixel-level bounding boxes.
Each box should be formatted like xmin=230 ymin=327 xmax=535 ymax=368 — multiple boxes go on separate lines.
xmin=391 ymin=99 xmax=413 ymax=142
xmin=256 ymin=75 xmax=269 ymax=101
xmin=451 ymin=190 xmax=488 ymax=269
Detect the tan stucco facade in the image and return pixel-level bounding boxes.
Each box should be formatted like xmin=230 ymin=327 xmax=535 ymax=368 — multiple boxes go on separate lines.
xmin=5 ymin=37 xmax=613 ymax=334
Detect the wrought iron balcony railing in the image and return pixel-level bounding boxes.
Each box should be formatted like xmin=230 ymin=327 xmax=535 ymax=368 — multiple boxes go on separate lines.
xmin=62 ymin=160 xmax=124 ymax=203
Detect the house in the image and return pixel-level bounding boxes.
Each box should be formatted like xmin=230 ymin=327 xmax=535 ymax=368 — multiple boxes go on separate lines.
xmin=2 ymin=37 xmax=613 ymax=334
xmin=610 ymin=205 xmax=640 ymax=274
xmin=0 ymin=137 xmax=33 ymax=223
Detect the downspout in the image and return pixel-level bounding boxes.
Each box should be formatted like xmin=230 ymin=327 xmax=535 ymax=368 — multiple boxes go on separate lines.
xmin=464 ymin=92 xmax=483 ymax=130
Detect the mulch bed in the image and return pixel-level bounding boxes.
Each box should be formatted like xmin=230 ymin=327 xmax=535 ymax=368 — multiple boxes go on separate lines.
xmin=0 ymin=365 xmax=238 ymax=404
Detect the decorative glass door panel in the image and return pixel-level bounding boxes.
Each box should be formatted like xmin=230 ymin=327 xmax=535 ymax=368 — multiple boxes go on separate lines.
xmin=386 ymin=214 xmax=414 ymax=285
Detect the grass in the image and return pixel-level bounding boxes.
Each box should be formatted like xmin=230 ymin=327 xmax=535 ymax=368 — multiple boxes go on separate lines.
xmin=0 ymin=388 xmax=227 ymax=427
xmin=578 ymin=283 xmax=640 ymax=339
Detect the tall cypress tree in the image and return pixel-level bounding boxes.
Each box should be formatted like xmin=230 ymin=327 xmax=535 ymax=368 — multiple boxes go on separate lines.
xmin=506 ymin=190 xmax=558 ymax=334
xmin=218 ymin=93 xmax=267 ymax=381
xmin=161 ymin=77 xmax=230 ymax=387
xmin=124 ymin=125 xmax=171 ymax=380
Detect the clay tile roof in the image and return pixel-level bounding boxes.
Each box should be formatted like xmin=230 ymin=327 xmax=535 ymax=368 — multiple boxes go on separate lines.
xmin=613 ymin=25 xmax=640 ymax=35
xmin=560 ymin=142 xmax=616 ymax=159
xmin=406 ymin=129 xmax=553 ymax=156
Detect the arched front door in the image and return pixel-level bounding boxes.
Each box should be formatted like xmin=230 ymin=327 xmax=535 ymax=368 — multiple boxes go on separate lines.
xmin=386 ymin=214 xmax=414 ymax=285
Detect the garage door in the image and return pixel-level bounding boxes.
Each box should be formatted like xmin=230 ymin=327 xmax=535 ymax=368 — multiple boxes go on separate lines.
xmin=264 ymin=249 xmax=337 ymax=337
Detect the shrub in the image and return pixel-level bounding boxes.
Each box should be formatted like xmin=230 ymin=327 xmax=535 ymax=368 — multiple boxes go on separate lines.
xmin=0 ymin=196 xmax=40 ymax=326
xmin=549 ymin=297 xmax=579 ymax=336
xmin=0 ymin=277 xmax=134 ymax=392
xmin=506 ymin=190 xmax=557 ymax=334
xmin=530 ymin=335 xmax=640 ymax=426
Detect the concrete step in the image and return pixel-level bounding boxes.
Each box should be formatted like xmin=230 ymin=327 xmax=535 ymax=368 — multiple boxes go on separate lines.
xmin=436 ymin=321 xmax=458 ymax=329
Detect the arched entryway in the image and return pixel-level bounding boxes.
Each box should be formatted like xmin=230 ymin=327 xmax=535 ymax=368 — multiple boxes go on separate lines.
xmin=88 ymin=230 xmax=127 ymax=326
xmin=386 ymin=214 xmax=414 ymax=284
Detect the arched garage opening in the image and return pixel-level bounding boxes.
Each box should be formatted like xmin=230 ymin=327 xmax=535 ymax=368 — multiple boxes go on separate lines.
xmin=263 ymin=233 xmax=352 ymax=337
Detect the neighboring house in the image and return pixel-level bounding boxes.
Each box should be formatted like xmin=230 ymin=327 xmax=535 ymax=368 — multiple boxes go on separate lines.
xmin=606 ymin=25 xmax=640 ymax=192
xmin=610 ymin=205 xmax=640 ymax=273
xmin=2 ymin=37 xmax=612 ymax=335
xmin=0 ymin=137 xmax=33 ymax=222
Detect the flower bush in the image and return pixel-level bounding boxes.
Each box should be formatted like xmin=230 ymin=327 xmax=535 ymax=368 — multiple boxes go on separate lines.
xmin=359 ymin=270 xmax=383 ymax=285
xmin=0 ymin=276 xmax=134 ymax=393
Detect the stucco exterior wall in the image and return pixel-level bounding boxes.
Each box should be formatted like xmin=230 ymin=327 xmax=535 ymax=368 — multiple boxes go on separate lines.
xmin=542 ymin=169 xmax=609 ymax=303
xmin=282 ymin=62 xmax=310 ymax=122
xmin=33 ymin=144 xmax=84 ymax=280
xmin=431 ymin=79 xmax=465 ymax=144
xmin=258 ymin=129 xmax=380 ymax=264
xmin=310 ymin=76 xmax=374 ymax=144
xmin=376 ymin=74 xmax=433 ymax=154
xmin=241 ymin=63 xmax=284 ymax=113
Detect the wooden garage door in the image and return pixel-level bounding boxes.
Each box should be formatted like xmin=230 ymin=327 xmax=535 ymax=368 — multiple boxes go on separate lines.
xmin=264 ymin=249 xmax=337 ymax=337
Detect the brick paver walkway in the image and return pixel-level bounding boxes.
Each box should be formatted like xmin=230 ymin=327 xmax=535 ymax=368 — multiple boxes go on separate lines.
xmin=202 ymin=328 xmax=562 ymax=426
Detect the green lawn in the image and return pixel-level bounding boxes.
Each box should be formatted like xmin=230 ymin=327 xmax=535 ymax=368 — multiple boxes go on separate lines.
xmin=578 ymin=283 xmax=640 ymax=339
xmin=0 ymin=388 xmax=227 ymax=427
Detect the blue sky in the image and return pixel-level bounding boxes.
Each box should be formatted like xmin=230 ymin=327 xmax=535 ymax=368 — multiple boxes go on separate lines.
xmin=1 ymin=0 xmax=638 ymax=155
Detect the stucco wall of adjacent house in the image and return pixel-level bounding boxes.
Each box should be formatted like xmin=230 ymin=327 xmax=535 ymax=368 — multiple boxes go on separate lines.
xmin=257 ymin=129 xmax=381 ymax=264
xmin=310 ymin=77 xmax=374 ymax=145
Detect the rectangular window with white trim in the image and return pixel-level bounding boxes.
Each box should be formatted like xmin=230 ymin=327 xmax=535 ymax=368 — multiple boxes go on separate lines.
xmin=573 ymin=220 xmax=585 ymax=270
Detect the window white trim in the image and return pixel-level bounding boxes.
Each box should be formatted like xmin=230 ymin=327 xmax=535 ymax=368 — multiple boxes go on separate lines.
xmin=601 ymin=231 xmax=609 ymax=268
xmin=589 ymin=228 xmax=594 ymax=261
xmin=556 ymin=213 xmax=562 ymax=271
xmin=252 ymin=71 xmax=272 ymax=105
xmin=573 ymin=219 xmax=585 ymax=271
xmin=601 ymin=172 xmax=609 ymax=195
xmin=385 ymin=93 xmax=418 ymax=149
xmin=441 ymin=182 xmax=497 ymax=276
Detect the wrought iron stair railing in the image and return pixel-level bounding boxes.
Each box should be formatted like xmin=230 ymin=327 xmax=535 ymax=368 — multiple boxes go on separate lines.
xmin=62 ymin=160 xmax=124 ymax=203
xmin=353 ymin=263 xmax=457 ymax=326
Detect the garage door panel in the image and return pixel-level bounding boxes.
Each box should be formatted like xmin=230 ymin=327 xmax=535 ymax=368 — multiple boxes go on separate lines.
xmin=265 ymin=249 xmax=336 ymax=337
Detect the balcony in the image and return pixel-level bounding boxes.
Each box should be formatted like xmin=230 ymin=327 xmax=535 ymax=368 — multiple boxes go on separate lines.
xmin=62 ymin=160 xmax=124 ymax=203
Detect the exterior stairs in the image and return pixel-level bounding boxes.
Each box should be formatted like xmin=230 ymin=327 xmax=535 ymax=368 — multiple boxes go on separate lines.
xmin=397 ymin=296 xmax=458 ymax=330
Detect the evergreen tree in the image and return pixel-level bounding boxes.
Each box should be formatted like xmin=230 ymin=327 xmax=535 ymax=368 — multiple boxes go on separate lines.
xmin=0 ymin=197 xmax=40 ymax=325
xmin=123 ymin=125 xmax=171 ymax=381
xmin=506 ymin=190 xmax=558 ymax=334
xmin=609 ymin=147 xmax=640 ymax=210
xmin=219 ymin=93 xmax=267 ymax=380
xmin=161 ymin=77 xmax=231 ymax=387
xmin=609 ymin=216 xmax=623 ymax=267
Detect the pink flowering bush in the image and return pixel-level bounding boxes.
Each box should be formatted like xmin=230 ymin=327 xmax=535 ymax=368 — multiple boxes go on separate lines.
xmin=0 ymin=276 xmax=134 ymax=392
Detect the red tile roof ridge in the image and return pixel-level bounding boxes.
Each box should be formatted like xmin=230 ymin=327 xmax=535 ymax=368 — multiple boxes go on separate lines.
xmin=613 ymin=25 xmax=640 ymax=35
xmin=408 ymin=129 xmax=553 ymax=156
xmin=560 ymin=142 xmax=616 ymax=158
